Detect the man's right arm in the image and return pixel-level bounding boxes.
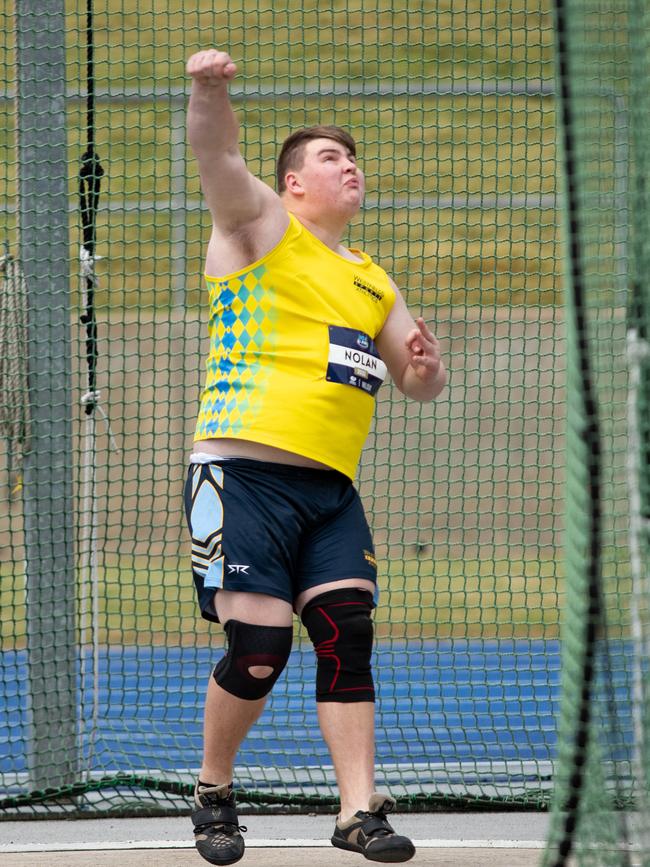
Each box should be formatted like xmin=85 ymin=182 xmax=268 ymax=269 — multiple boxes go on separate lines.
xmin=186 ymin=50 xmax=286 ymax=235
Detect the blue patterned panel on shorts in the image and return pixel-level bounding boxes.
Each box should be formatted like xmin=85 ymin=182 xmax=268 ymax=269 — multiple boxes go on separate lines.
xmin=189 ymin=464 xmax=225 ymax=589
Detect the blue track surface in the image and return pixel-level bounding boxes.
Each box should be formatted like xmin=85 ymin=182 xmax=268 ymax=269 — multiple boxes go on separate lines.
xmin=1 ymin=641 xmax=561 ymax=776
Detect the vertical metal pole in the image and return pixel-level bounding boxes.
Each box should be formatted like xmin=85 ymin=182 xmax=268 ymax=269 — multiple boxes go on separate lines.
xmin=16 ymin=0 xmax=77 ymax=791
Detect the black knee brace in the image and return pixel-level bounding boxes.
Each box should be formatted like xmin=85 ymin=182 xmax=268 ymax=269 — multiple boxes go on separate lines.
xmin=212 ymin=620 xmax=293 ymax=701
xmin=300 ymin=587 xmax=375 ymax=703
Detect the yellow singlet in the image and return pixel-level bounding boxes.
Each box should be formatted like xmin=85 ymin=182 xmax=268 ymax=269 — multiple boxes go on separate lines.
xmin=195 ymin=213 xmax=396 ymax=479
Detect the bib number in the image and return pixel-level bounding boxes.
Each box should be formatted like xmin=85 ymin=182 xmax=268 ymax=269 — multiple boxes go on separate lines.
xmin=326 ymin=326 xmax=387 ymax=397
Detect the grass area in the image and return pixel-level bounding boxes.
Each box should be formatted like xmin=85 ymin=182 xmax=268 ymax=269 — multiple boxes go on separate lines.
xmin=64 ymin=0 xmax=556 ymax=89
xmin=375 ymin=557 xmax=564 ymax=641
xmin=4 ymin=546 xmax=638 ymax=650
xmin=0 ymin=3 xmax=631 ymax=657
xmin=0 ymin=0 xmax=631 ymax=309
xmin=1 ymin=89 xmax=561 ymax=308
xmin=0 ymin=0 xmax=566 ymax=308
xmin=1 ymin=554 xmax=567 ymax=649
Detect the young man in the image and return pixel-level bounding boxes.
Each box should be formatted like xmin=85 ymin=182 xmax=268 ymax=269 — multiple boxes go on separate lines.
xmin=184 ymin=48 xmax=446 ymax=866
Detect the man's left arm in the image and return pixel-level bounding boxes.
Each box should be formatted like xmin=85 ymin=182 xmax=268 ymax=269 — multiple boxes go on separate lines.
xmin=374 ymin=283 xmax=447 ymax=402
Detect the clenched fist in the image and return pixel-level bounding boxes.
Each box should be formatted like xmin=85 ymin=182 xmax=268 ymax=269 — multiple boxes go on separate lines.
xmin=186 ymin=50 xmax=237 ymax=86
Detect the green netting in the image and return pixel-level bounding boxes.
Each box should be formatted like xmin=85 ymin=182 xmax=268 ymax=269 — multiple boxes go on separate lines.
xmin=542 ymin=0 xmax=650 ymax=864
xmin=0 ymin=1 xmax=566 ymax=817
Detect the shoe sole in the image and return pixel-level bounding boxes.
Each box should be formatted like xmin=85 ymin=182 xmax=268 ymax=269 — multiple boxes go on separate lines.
xmin=195 ymin=841 xmax=245 ymax=866
xmin=332 ymin=836 xmax=416 ymax=863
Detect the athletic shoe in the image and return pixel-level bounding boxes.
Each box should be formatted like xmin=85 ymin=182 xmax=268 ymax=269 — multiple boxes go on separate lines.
xmin=191 ymin=781 xmax=247 ymax=865
xmin=331 ymin=793 xmax=416 ymax=863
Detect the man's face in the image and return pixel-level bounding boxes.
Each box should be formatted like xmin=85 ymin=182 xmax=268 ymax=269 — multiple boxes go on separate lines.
xmin=290 ymin=137 xmax=365 ymax=215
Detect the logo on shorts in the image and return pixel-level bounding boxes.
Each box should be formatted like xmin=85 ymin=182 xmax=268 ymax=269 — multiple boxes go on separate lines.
xmin=356 ymin=333 xmax=370 ymax=350
xmin=227 ymin=564 xmax=250 ymax=574
xmin=363 ymin=550 xmax=377 ymax=569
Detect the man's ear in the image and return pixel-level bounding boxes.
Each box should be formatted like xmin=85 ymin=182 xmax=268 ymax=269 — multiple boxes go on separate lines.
xmin=284 ymin=171 xmax=304 ymax=195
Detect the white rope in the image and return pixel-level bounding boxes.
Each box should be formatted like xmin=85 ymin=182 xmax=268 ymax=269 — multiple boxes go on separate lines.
xmin=80 ymin=244 xmax=103 ymax=278
xmin=79 ymin=406 xmax=102 ymax=781
xmin=625 ymin=326 xmax=650 ymax=851
xmin=81 ymin=389 xmax=118 ymax=451
xmin=77 ymin=251 xmax=116 ymax=782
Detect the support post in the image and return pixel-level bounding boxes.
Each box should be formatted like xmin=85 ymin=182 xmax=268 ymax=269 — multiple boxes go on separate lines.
xmin=16 ymin=0 xmax=78 ymax=791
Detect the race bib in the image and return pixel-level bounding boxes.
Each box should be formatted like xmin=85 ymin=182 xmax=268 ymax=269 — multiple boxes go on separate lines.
xmin=326 ymin=326 xmax=387 ymax=396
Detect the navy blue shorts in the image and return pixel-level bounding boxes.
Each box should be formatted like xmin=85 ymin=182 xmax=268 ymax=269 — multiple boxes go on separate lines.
xmin=184 ymin=458 xmax=378 ymax=622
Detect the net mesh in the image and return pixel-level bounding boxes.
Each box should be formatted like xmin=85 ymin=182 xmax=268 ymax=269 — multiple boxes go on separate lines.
xmin=542 ymin=0 xmax=650 ymax=863
xmin=1 ymin=0 xmax=567 ymax=816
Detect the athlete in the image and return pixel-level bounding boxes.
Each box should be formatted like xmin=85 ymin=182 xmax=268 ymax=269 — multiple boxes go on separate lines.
xmin=184 ymin=48 xmax=447 ymax=866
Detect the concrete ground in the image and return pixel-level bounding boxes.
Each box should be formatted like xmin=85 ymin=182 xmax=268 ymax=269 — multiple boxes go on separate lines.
xmin=0 ymin=812 xmax=550 ymax=866
xmin=0 ymin=850 xmax=545 ymax=866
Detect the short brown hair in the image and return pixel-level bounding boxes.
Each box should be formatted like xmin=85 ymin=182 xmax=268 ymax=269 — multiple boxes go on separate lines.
xmin=276 ymin=125 xmax=357 ymax=193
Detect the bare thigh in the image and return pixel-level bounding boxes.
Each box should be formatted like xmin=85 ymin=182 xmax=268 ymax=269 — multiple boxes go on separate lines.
xmin=214 ymin=589 xmax=293 ymax=627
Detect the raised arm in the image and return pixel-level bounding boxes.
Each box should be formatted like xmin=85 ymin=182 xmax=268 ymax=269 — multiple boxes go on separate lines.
xmin=186 ymin=49 xmax=286 ymax=235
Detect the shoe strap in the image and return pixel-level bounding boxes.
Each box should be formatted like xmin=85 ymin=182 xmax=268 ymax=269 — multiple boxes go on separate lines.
xmin=192 ymin=804 xmax=240 ymax=829
xmin=359 ymin=813 xmax=395 ymax=837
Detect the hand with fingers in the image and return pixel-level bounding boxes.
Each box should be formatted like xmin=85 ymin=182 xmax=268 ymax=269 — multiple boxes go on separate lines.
xmin=405 ymin=317 xmax=443 ymax=383
xmin=186 ymin=49 xmax=237 ymax=86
